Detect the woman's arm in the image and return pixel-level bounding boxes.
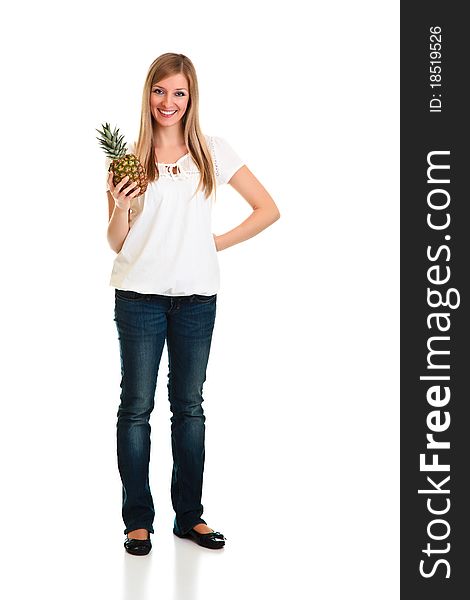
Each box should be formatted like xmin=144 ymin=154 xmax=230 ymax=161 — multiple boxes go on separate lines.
xmin=107 ymin=190 xmax=131 ymax=253
xmin=214 ymin=165 xmax=281 ymax=252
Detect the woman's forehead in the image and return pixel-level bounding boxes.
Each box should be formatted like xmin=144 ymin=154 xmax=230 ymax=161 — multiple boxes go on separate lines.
xmin=153 ymin=74 xmax=189 ymax=90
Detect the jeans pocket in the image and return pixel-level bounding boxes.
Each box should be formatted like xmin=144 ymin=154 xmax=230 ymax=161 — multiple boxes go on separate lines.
xmin=191 ymin=294 xmax=217 ymax=304
xmin=115 ymin=289 xmax=141 ymax=301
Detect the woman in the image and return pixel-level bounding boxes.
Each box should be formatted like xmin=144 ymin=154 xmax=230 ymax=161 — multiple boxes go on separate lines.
xmin=106 ymin=52 xmax=280 ymax=555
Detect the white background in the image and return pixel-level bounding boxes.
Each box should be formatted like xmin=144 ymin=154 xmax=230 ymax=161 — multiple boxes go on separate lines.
xmin=1 ymin=1 xmax=399 ymax=598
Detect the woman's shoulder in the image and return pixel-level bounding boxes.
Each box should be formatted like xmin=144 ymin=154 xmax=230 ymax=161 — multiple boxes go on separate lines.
xmin=202 ymin=134 xmax=244 ymax=185
xmin=203 ymin=133 xmax=225 ymax=143
xmin=203 ymin=134 xmax=233 ymax=154
xmin=203 ymin=133 xmax=215 ymax=147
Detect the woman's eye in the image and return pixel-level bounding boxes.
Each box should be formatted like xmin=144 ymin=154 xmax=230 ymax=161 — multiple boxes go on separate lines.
xmin=153 ymin=89 xmax=185 ymax=97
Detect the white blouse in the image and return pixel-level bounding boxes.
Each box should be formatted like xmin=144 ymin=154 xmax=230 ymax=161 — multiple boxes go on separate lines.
xmin=106 ymin=134 xmax=245 ymax=296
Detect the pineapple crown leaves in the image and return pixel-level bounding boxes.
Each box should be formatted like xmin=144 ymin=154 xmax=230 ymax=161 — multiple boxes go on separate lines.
xmin=96 ymin=122 xmax=129 ymax=160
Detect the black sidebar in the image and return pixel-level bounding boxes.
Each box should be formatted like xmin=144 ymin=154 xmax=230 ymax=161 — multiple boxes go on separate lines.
xmin=401 ymin=3 xmax=469 ymax=598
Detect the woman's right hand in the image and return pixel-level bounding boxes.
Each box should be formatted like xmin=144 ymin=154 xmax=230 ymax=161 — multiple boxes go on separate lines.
xmin=108 ymin=171 xmax=141 ymax=210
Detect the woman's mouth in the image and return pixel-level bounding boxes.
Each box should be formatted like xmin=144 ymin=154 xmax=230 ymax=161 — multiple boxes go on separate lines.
xmin=158 ymin=109 xmax=178 ymax=118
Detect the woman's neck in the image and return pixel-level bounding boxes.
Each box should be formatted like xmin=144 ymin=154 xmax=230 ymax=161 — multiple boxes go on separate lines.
xmin=153 ymin=127 xmax=186 ymax=149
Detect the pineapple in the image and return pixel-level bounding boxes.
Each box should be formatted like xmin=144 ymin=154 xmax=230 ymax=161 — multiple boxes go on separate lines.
xmin=96 ymin=122 xmax=148 ymax=195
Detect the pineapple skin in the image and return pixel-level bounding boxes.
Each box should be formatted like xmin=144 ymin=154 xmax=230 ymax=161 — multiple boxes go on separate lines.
xmin=109 ymin=154 xmax=148 ymax=196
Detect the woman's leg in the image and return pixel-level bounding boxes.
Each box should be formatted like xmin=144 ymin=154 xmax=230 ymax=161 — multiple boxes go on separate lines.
xmin=166 ymin=294 xmax=217 ymax=536
xmin=114 ymin=290 xmax=168 ymax=535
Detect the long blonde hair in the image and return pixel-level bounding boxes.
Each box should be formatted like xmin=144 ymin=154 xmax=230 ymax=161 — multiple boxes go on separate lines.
xmin=134 ymin=53 xmax=217 ymax=201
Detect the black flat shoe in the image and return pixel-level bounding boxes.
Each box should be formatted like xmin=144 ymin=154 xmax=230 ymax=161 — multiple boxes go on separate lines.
xmin=124 ymin=532 xmax=152 ymax=556
xmin=173 ymin=526 xmax=226 ymax=549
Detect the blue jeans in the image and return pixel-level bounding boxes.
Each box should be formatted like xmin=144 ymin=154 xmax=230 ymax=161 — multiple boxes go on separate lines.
xmin=113 ymin=288 xmax=217 ymax=536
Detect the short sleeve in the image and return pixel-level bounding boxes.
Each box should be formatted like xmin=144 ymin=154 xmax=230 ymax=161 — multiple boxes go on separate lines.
xmin=209 ymin=135 xmax=245 ymax=186
xmin=105 ymin=141 xmax=136 ymax=192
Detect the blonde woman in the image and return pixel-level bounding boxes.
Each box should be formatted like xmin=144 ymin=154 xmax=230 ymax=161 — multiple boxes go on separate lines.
xmin=106 ymin=52 xmax=280 ymax=555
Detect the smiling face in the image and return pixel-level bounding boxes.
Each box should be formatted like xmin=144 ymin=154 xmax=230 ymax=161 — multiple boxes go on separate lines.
xmin=150 ymin=73 xmax=190 ymax=127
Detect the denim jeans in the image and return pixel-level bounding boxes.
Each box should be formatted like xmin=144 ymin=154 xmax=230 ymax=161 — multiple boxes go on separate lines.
xmin=113 ymin=288 xmax=217 ymax=536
